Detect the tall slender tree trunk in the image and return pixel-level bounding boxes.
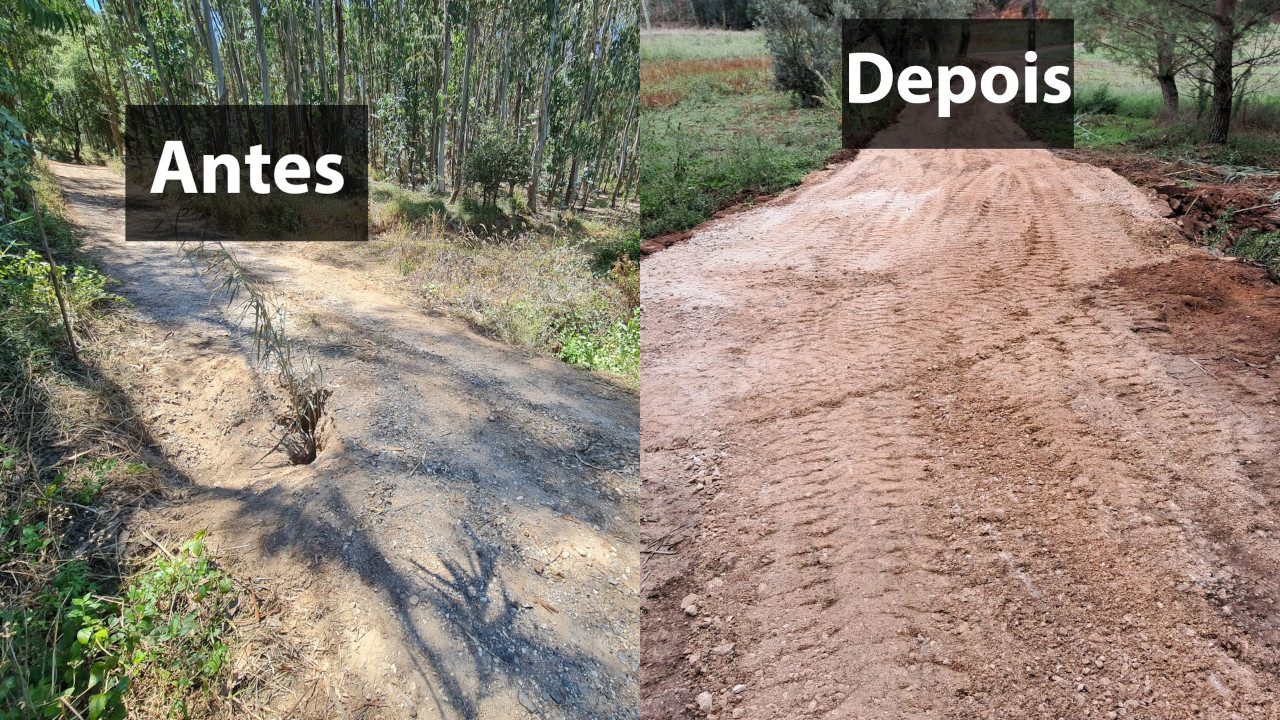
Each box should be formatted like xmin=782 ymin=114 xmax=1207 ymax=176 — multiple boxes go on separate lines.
xmin=1207 ymin=0 xmax=1236 ymax=144
xmin=528 ymin=0 xmax=560 ymax=213
xmin=335 ymin=0 xmax=345 ymax=103
xmin=251 ymin=0 xmax=273 ymax=150
xmin=83 ymin=36 xmax=125 ymax=159
xmin=219 ymin=0 xmax=252 ymax=105
xmin=313 ymin=0 xmax=328 ymax=102
xmin=200 ymin=0 xmax=227 ymax=101
xmin=449 ymin=12 xmax=475 ymax=203
xmin=610 ymin=91 xmax=637 ymax=208
xmin=436 ymin=0 xmax=453 ymax=193
xmin=564 ymin=9 xmax=607 ymax=208
xmin=620 ymin=125 xmax=639 ymax=205
xmin=497 ymin=15 xmax=511 ymax=127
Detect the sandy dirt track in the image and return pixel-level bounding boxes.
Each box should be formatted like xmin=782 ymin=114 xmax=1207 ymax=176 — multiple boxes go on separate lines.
xmin=52 ymin=162 xmax=639 ymax=720
xmin=640 ymin=144 xmax=1280 ymax=719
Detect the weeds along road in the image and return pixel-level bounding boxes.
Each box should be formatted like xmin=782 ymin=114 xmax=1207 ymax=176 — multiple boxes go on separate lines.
xmin=640 ymin=142 xmax=1280 ymax=718
xmin=51 ymin=161 xmax=639 ymax=720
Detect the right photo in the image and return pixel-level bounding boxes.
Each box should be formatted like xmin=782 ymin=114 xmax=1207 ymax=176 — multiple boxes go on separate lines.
xmin=638 ymin=1 xmax=1280 ymax=718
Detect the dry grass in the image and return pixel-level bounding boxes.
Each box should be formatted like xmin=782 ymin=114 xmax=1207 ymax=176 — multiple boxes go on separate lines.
xmin=378 ymin=218 xmax=635 ymax=350
xmin=641 ymin=57 xmax=772 ymax=84
xmin=641 ymin=57 xmax=772 ymax=108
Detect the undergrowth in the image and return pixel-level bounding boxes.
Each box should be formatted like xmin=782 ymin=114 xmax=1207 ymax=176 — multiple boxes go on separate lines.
xmin=361 ymin=189 xmax=641 ymax=383
xmin=1 ymin=160 xmax=246 ymax=719
xmin=1076 ymin=116 xmax=1280 ymax=168
xmin=1204 ymin=216 xmax=1280 ymax=280
xmin=1 ymin=518 xmax=235 ymax=720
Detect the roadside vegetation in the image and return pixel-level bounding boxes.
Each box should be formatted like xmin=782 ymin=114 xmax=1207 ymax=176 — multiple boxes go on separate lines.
xmin=306 ymin=183 xmax=641 ymax=381
xmin=1068 ymin=43 xmax=1279 ymax=275
xmin=639 ymin=29 xmax=839 ymax=239
xmin=1073 ymin=48 xmax=1280 ymax=167
xmin=0 ymin=159 xmax=265 ymax=719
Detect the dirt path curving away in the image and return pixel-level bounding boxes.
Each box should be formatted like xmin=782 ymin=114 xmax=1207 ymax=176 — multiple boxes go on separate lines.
xmin=51 ymin=161 xmax=639 ymax=720
xmin=640 ymin=144 xmax=1280 ymax=718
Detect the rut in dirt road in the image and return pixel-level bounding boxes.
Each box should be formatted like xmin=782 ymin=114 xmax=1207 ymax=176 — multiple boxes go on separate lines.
xmin=54 ymin=162 xmax=640 ymax=720
xmin=641 ymin=147 xmax=1280 ymax=719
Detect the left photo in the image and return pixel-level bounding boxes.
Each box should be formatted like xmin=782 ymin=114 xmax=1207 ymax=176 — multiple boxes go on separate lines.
xmin=0 ymin=0 xmax=640 ymax=717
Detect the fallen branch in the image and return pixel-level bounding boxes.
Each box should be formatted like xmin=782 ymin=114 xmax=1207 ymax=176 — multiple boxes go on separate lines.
xmin=1189 ymin=357 xmax=1214 ymax=378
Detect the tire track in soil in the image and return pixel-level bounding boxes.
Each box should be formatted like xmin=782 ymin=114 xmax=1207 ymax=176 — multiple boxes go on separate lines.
xmin=640 ymin=137 xmax=1280 ymax=719
xmin=52 ymin=161 xmax=640 ymax=720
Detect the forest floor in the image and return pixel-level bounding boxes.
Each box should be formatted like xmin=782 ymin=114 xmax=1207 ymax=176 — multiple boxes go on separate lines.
xmin=639 ymin=110 xmax=1280 ymax=718
xmin=51 ymin=161 xmax=640 ymax=720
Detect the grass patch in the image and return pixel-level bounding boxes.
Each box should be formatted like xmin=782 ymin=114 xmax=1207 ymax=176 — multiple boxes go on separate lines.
xmin=1228 ymin=229 xmax=1280 ymax=278
xmin=641 ymin=29 xmax=766 ymax=61
xmin=639 ymin=29 xmax=839 ymax=239
xmin=1076 ymin=115 xmax=1280 ymax=167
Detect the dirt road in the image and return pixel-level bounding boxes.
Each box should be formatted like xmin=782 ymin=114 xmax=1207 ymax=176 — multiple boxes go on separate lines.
xmin=640 ymin=145 xmax=1280 ymax=718
xmin=52 ymin=161 xmax=639 ymax=720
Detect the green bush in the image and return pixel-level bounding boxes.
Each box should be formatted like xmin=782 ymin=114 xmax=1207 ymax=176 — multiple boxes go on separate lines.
xmin=0 ymin=249 xmax=116 ymax=373
xmin=388 ymin=193 xmax=447 ymax=223
xmin=1229 ymin=229 xmax=1280 ymax=280
xmin=463 ymin=127 xmax=530 ymax=207
xmin=1079 ymin=85 xmax=1122 ymax=115
xmin=640 ymin=117 xmax=829 ymax=238
xmin=591 ymin=233 xmax=642 ymax=271
xmin=558 ymin=307 xmax=640 ymax=379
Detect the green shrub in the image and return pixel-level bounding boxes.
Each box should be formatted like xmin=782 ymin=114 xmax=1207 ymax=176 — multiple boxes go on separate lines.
xmin=463 ymin=127 xmax=531 ymax=207
xmin=591 ymin=233 xmax=642 ymax=271
xmin=640 ymin=115 xmax=832 ymax=238
xmin=388 ymin=193 xmax=447 ymax=223
xmin=1229 ymin=229 xmax=1280 ymax=280
xmin=1079 ymin=85 xmax=1122 ymax=115
xmin=0 ymin=249 xmax=116 ymax=373
xmin=558 ymin=308 xmax=640 ymax=379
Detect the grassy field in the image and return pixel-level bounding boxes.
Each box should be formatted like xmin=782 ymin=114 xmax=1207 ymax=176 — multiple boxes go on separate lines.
xmin=1075 ymin=46 xmax=1280 ymax=120
xmin=639 ymin=29 xmax=840 ymax=239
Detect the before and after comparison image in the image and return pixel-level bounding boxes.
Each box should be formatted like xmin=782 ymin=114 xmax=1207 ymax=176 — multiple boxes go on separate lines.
xmin=2 ymin=0 xmax=1280 ymax=717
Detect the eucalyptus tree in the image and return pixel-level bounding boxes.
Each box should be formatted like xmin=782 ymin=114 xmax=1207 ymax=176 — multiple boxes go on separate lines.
xmin=18 ymin=0 xmax=640 ymax=211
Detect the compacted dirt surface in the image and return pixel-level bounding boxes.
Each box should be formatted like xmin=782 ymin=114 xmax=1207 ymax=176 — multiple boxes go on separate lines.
xmin=52 ymin=161 xmax=640 ymax=720
xmin=640 ymin=138 xmax=1280 ymax=718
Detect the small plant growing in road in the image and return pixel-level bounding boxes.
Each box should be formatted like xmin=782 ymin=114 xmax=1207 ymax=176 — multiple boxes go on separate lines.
xmin=182 ymin=240 xmax=330 ymax=463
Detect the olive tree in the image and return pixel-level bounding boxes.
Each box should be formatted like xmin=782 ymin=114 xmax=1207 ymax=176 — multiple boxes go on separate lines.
xmin=754 ymin=0 xmax=977 ymax=106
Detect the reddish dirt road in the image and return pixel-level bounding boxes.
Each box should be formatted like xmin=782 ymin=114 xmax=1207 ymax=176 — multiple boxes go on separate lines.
xmin=640 ymin=146 xmax=1280 ymax=719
